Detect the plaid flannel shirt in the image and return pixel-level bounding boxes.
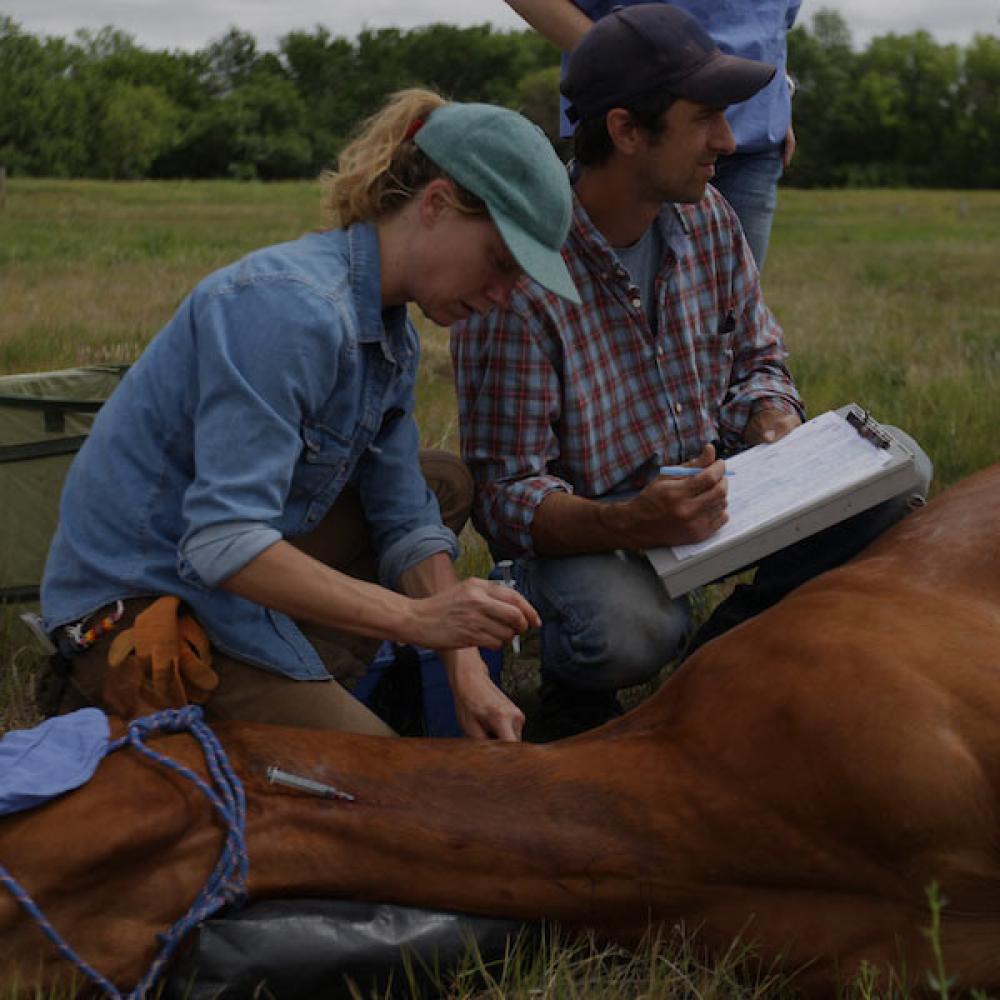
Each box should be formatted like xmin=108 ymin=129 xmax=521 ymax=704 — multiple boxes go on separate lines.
xmin=451 ymin=186 xmax=803 ymax=558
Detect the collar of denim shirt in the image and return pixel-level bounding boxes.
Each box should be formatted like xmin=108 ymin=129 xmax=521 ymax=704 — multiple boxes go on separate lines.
xmin=346 ymin=221 xmax=411 ymax=353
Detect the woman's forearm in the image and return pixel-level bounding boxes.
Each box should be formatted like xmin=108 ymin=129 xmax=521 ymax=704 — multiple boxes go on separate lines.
xmin=221 ymin=539 xmax=416 ymax=642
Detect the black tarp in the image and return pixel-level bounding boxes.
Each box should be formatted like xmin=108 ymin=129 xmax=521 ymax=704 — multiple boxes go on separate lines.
xmin=166 ymin=898 xmax=535 ymax=999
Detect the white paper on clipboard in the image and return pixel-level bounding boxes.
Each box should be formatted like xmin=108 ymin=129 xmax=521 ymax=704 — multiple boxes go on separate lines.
xmin=645 ymin=405 xmax=919 ymax=597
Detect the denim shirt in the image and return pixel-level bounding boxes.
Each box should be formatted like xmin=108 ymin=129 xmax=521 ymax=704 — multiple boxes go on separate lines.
xmin=42 ymin=223 xmax=458 ymax=679
xmin=562 ymin=0 xmax=801 ymax=151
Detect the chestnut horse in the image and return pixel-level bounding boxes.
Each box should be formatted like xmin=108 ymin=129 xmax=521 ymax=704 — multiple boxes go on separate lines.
xmin=3 ymin=464 xmax=1000 ymax=994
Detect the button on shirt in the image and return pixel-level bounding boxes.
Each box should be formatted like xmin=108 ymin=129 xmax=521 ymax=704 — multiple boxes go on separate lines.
xmin=451 ymin=188 xmax=803 ymax=558
xmin=614 ymin=218 xmax=664 ymax=334
xmin=42 ymin=223 xmax=458 ymax=679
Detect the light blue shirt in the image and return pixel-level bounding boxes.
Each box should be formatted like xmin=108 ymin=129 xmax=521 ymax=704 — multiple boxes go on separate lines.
xmin=42 ymin=223 xmax=459 ymax=680
xmin=562 ymin=0 xmax=801 ymax=151
xmin=612 ymin=221 xmax=664 ymax=335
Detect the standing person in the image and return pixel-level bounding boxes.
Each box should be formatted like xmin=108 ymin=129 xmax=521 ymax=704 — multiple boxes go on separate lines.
xmin=452 ymin=7 xmax=931 ymax=740
xmin=41 ymin=89 xmax=580 ymax=742
xmin=506 ymin=0 xmax=800 ymax=268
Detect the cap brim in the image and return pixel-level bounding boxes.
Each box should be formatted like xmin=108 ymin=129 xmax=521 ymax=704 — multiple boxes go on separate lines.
xmin=492 ymin=208 xmax=581 ymax=306
xmin=677 ymin=53 xmax=776 ymax=107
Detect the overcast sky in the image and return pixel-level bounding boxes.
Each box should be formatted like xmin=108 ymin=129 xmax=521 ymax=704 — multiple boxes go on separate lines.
xmin=2 ymin=0 xmax=998 ymax=52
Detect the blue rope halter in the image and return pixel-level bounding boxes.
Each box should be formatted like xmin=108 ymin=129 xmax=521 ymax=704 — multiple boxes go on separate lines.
xmin=0 ymin=705 xmax=248 ymax=999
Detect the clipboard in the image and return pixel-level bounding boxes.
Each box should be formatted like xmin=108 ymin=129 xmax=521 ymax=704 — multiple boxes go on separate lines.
xmin=645 ymin=404 xmax=922 ymax=598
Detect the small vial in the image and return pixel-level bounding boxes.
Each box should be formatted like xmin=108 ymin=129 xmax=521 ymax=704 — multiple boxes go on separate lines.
xmin=497 ymin=559 xmax=521 ymax=655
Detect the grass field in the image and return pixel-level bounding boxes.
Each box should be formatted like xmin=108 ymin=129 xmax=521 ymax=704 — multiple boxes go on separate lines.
xmin=3 ymin=180 xmax=998 ymax=478
xmin=1 ymin=179 xmax=999 ymax=997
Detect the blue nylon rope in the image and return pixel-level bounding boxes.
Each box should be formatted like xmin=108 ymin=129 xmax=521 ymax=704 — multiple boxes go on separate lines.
xmin=0 ymin=705 xmax=248 ymax=999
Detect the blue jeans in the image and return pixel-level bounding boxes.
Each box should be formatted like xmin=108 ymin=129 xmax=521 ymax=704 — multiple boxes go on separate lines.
xmin=513 ymin=428 xmax=932 ymax=693
xmin=711 ymin=147 xmax=784 ymax=270
xmin=514 ymin=550 xmax=693 ymax=692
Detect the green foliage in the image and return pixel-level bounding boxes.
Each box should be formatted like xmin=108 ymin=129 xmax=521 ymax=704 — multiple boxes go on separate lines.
xmin=0 ymin=18 xmax=86 ymax=176
xmin=98 ymin=83 xmax=181 ymax=179
xmin=515 ymin=64 xmax=563 ymax=142
xmin=202 ymin=27 xmax=261 ymax=94
xmin=280 ymin=27 xmax=362 ymax=169
xmin=0 ymin=15 xmax=562 ymax=181
xmin=3 ymin=11 xmax=997 ymax=185
xmin=955 ymin=34 xmax=1000 ymax=187
xmin=787 ymin=10 xmax=1000 ymax=188
xmin=176 ymin=76 xmax=314 ymax=179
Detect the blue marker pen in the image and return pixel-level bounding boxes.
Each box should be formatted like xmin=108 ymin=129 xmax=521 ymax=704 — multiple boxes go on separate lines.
xmin=659 ymin=465 xmax=734 ymax=478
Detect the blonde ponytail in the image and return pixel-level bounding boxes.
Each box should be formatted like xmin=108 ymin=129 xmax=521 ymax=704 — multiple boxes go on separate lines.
xmin=321 ymin=88 xmax=486 ymax=226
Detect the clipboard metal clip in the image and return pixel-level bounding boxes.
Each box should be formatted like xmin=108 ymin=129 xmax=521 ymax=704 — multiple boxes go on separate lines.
xmin=846 ymin=407 xmax=892 ymax=449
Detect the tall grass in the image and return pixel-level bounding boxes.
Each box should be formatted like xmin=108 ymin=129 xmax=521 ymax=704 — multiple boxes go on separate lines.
xmin=357 ymin=924 xmax=797 ymax=999
xmin=765 ymin=189 xmax=1000 ymax=484
xmin=3 ymin=182 xmax=996 ymax=479
xmin=1 ymin=180 xmax=998 ymax=998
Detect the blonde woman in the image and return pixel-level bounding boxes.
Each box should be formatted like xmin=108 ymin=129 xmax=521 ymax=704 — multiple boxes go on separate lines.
xmin=41 ymin=90 xmax=579 ymax=741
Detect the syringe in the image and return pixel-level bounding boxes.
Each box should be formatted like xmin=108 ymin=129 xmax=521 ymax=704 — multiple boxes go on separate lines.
xmin=266 ymin=766 xmax=355 ymax=802
xmin=497 ymin=559 xmax=521 ymax=656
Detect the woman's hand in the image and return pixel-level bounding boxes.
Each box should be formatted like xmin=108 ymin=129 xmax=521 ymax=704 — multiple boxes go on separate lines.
xmin=405 ymin=577 xmax=539 ymax=651
xmin=444 ymin=647 xmax=525 ymax=741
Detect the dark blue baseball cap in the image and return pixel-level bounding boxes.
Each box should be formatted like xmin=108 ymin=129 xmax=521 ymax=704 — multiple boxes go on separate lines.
xmin=561 ymin=4 xmax=776 ymax=124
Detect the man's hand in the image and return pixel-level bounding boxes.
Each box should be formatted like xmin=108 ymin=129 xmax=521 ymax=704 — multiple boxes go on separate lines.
xmin=744 ymin=409 xmax=802 ymax=446
xmin=445 ymin=647 xmax=525 ymax=741
xmin=617 ymin=444 xmax=729 ymax=548
xmin=406 ymin=577 xmax=540 ymax=651
xmin=783 ymin=123 xmax=796 ymax=169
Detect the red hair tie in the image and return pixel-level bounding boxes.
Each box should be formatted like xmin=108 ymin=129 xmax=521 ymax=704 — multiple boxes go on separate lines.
xmin=404 ymin=118 xmax=425 ymax=141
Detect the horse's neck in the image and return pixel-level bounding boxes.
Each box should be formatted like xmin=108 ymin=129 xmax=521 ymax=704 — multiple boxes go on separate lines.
xmin=865 ymin=464 xmax=1000 ymax=601
xmin=229 ymin=722 xmax=704 ymax=933
xmin=227 ymin=469 xmax=1000 ymax=924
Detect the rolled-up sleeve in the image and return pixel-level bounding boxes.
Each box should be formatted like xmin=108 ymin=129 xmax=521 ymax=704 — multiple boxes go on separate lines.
xmin=179 ymin=521 xmax=282 ymax=589
xmin=378 ymin=523 xmax=460 ymax=590
xmin=452 ymin=297 xmax=573 ymax=558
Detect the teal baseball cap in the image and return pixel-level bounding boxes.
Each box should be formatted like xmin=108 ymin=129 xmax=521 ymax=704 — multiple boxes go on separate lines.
xmin=414 ymin=103 xmax=581 ymax=305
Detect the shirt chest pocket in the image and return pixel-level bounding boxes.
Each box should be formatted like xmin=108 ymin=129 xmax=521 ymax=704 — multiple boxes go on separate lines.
xmin=291 ymin=420 xmax=355 ymax=505
xmin=688 ymin=307 xmax=737 ymax=413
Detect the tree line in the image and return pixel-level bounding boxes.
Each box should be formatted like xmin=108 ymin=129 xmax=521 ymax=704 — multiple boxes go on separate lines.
xmin=1 ymin=10 xmax=998 ymax=187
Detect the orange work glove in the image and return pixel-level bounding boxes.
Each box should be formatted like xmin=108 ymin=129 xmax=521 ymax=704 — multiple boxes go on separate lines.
xmin=105 ymin=596 xmax=218 ymax=718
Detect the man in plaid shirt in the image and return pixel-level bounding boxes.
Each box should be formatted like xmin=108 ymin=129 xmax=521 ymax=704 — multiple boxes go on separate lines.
xmin=452 ymin=5 xmax=932 ymax=739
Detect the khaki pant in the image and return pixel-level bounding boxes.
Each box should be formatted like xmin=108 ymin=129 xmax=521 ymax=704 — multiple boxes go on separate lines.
xmin=57 ymin=449 xmax=473 ymax=736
